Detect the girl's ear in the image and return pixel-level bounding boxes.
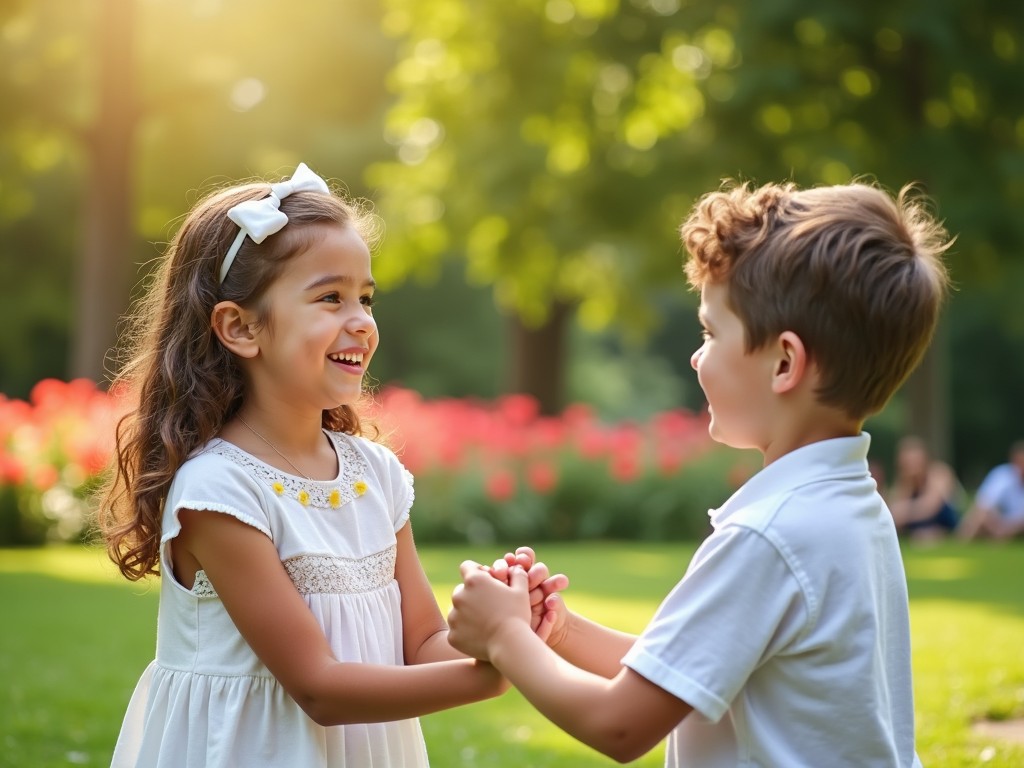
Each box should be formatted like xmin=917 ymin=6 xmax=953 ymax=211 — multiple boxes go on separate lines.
xmin=211 ymin=301 xmax=259 ymax=359
xmin=772 ymin=330 xmax=809 ymax=394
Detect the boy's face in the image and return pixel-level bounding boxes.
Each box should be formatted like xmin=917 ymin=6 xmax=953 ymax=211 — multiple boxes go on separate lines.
xmin=691 ymin=282 xmax=776 ymax=451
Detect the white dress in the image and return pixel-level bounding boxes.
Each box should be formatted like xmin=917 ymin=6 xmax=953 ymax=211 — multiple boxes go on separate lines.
xmin=110 ymin=431 xmax=430 ymax=768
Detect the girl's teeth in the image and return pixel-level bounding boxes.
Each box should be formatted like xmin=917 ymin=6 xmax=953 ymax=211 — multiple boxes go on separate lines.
xmin=331 ymin=353 xmax=363 ymax=364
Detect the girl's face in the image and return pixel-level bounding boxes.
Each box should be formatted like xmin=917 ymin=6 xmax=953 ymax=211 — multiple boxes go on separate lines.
xmin=250 ymin=224 xmax=377 ymax=412
xmin=690 ymin=282 xmax=775 ymax=451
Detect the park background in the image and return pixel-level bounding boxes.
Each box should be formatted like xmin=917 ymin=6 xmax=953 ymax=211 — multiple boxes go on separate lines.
xmin=1 ymin=0 xmax=1023 ymax=766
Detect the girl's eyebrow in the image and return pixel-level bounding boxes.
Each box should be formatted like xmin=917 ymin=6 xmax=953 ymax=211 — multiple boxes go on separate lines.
xmin=303 ymin=274 xmax=376 ymax=292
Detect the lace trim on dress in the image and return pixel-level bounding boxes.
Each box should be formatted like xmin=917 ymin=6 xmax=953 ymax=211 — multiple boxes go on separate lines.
xmin=208 ymin=432 xmax=370 ymax=509
xmin=191 ymin=570 xmax=218 ymax=598
xmin=188 ymin=547 xmax=396 ymax=598
xmin=284 ymin=548 xmax=397 ymax=595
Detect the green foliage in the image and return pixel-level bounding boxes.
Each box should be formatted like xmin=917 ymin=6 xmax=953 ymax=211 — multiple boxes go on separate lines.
xmin=0 ymin=0 xmax=397 ymax=393
xmin=2 ymin=0 xmax=1024 ymax=486
xmin=409 ymin=446 xmax=738 ymax=544
xmin=370 ymin=0 xmax=1024 ymax=490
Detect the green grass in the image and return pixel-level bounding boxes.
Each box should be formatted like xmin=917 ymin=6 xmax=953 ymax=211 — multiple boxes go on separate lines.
xmin=1 ymin=541 xmax=1022 ymax=767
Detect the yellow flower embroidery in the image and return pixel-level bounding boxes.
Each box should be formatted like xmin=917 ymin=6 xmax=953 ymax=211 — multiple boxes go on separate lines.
xmin=271 ymin=481 xmax=285 ymax=496
xmin=329 ymin=489 xmax=342 ymax=509
xmin=353 ymin=480 xmax=368 ymax=497
xmin=297 ymin=490 xmax=310 ymax=506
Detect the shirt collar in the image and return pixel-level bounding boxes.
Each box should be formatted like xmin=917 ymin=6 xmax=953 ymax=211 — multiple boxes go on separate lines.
xmin=709 ymin=432 xmax=873 ymax=527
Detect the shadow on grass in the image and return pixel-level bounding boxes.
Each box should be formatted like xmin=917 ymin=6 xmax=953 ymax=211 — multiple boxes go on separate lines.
xmin=902 ymin=540 xmax=1024 ymax=617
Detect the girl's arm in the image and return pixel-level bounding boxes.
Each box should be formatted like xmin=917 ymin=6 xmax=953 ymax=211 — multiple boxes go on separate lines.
xmin=450 ymin=564 xmax=691 ymax=763
xmin=175 ymin=509 xmax=505 ymax=726
xmin=392 ymin=520 xmax=466 ymax=663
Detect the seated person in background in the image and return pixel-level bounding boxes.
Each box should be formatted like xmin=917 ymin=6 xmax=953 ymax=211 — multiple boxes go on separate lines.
xmin=887 ymin=436 xmax=961 ymax=541
xmin=958 ymin=441 xmax=1024 ymax=540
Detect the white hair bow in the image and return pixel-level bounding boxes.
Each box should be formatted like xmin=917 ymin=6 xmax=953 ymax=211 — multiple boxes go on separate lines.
xmin=219 ymin=162 xmax=330 ymax=283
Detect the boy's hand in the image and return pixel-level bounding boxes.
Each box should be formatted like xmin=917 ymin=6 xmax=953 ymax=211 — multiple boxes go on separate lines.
xmin=487 ymin=546 xmax=569 ymax=645
xmin=449 ymin=562 xmax=532 ymax=661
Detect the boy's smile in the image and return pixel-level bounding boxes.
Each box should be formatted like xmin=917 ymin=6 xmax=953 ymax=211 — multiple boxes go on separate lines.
xmin=691 ymin=282 xmax=775 ymax=452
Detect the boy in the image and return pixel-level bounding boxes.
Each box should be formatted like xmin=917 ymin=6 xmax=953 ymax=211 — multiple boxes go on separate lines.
xmin=448 ymin=180 xmax=951 ymax=766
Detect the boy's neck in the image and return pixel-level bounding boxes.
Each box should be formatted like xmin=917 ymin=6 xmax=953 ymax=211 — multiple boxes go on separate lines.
xmin=760 ymin=414 xmax=862 ymax=466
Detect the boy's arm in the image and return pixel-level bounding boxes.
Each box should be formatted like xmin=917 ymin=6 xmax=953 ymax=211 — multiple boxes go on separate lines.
xmin=490 ymin=546 xmax=636 ymax=676
xmin=545 ymin=604 xmax=637 ymax=679
xmin=450 ymin=563 xmax=691 ymax=762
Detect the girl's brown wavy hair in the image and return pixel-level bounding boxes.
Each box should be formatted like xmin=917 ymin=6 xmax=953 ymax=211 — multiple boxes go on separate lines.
xmin=98 ymin=176 xmax=381 ymax=581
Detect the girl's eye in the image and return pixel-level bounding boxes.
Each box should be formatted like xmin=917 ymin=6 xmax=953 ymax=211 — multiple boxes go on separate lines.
xmin=700 ymin=329 xmax=712 ymax=341
xmin=360 ymin=294 xmax=376 ymax=308
xmin=320 ymin=292 xmax=341 ymax=304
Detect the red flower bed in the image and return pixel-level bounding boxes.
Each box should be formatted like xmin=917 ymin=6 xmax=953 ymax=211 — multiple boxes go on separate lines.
xmin=0 ymin=381 xmax=740 ymax=545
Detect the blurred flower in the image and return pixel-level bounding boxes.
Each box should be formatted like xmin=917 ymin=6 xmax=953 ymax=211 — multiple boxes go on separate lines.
xmin=0 ymin=379 xmax=724 ymax=545
xmin=526 ymin=461 xmax=558 ymax=494
xmin=485 ymin=469 xmax=516 ymax=502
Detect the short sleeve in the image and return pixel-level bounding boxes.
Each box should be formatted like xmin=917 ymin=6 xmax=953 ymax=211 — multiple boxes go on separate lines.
xmin=975 ymin=466 xmax=1009 ymax=509
xmin=350 ymin=436 xmax=416 ymax=531
xmin=622 ymin=525 xmax=809 ymax=723
xmin=160 ymin=449 xmax=274 ymax=566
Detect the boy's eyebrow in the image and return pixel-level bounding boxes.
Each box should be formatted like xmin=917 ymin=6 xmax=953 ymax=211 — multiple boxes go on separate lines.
xmin=303 ymin=274 xmax=376 ymax=292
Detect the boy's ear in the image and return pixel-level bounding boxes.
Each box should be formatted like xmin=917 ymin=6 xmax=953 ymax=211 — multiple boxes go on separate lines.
xmin=211 ymin=301 xmax=259 ymax=359
xmin=771 ymin=330 xmax=808 ymax=394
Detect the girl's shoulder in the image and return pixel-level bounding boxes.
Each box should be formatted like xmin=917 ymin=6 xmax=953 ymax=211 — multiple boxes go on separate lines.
xmin=170 ymin=438 xmax=267 ymax=494
xmin=328 ymin=430 xmax=408 ymax=476
xmin=327 ymin=431 xmax=415 ymax=525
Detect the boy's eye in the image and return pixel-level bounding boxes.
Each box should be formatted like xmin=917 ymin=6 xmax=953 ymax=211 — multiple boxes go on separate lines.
xmin=320 ymin=292 xmax=341 ymax=304
xmin=700 ymin=329 xmax=712 ymax=341
xmin=361 ymin=294 xmax=376 ymax=308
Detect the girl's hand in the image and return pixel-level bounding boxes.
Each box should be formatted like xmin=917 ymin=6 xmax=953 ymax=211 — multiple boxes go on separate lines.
xmin=488 ymin=547 xmax=569 ymax=645
xmin=449 ymin=562 xmax=532 ymax=660
xmin=474 ymin=659 xmax=511 ymax=698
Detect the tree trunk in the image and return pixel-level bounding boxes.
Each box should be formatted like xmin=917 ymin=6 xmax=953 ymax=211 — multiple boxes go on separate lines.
xmin=72 ymin=0 xmax=137 ymax=383
xmin=900 ymin=38 xmax=952 ymax=462
xmin=905 ymin=322 xmax=951 ymax=461
xmin=508 ymin=303 xmax=571 ymax=415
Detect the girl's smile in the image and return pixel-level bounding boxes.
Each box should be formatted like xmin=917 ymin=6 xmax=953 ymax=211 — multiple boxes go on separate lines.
xmin=249 ymin=224 xmax=378 ymax=413
xmin=328 ymin=347 xmax=370 ymax=374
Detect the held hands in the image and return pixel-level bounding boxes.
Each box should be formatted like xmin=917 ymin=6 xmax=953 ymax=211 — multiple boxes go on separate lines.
xmin=447 ymin=547 xmax=569 ymax=662
xmin=489 ymin=547 xmax=569 ymax=646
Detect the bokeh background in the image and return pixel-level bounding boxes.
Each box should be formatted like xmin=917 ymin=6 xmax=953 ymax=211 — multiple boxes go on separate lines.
xmin=2 ymin=0 xmax=1023 ymax=486
xmin=3 ymin=4 xmax=1024 ymax=766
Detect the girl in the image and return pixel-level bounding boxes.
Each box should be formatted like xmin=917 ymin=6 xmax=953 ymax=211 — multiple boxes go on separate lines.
xmin=100 ymin=163 xmax=513 ymax=767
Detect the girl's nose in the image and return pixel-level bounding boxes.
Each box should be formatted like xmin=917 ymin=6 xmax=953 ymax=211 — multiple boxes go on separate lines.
xmin=349 ymin=307 xmax=377 ymax=336
xmin=690 ymin=345 xmax=703 ymax=371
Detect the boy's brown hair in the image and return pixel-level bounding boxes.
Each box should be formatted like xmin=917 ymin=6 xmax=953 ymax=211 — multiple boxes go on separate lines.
xmin=681 ymin=181 xmax=952 ymax=421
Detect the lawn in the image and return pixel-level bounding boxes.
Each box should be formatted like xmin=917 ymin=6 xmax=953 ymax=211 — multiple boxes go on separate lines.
xmin=1 ymin=541 xmax=1022 ymax=767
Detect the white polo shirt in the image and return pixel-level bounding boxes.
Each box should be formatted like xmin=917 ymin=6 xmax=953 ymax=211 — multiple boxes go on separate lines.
xmin=623 ymin=434 xmax=921 ymax=767
xmin=975 ymin=463 xmax=1024 ymax=521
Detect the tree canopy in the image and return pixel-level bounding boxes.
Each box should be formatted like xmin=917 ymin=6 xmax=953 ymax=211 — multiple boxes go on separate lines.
xmin=1 ymin=0 xmax=1022 ymax=480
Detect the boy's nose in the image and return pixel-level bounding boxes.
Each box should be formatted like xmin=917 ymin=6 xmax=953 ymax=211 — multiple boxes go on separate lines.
xmin=690 ymin=346 xmax=703 ymax=370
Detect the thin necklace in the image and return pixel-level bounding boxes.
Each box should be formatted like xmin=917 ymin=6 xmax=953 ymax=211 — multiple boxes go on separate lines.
xmin=237 ymin=415 xmax=314 ymax=481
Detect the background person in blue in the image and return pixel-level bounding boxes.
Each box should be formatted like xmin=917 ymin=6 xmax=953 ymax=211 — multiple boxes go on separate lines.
xmin=958 ymin=441 xmax=1024 ymax=540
